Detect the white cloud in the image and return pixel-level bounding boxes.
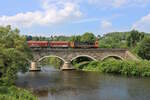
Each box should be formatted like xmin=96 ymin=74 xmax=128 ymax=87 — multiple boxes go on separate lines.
xmin=0 ymin=0 xmax=82 ymax=28
xmin=132 ymin=13 xmax=150 ymax=32
xmin=101 ymin=20 xmax=112 ymax=30
xmin=73 ymin=18 xmax=101 ymax=23
xmin=112 ymin=0 xmax=126 ymax=8
xmin=88 ymin=0 xmax=150 ymax=8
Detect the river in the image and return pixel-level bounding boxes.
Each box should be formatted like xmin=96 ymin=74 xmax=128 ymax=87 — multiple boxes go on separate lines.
xmin=16 ymin=66 xmax=150 ymax=100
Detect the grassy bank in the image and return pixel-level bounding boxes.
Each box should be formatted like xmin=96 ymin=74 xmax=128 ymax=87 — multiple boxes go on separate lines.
xmin=0 ymin=86 xmax=37 ymax=100
xmin=75 ymin=59 xmax=150 ymax=77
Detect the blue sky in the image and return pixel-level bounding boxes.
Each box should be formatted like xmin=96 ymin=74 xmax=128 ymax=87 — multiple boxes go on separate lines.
xmin=0 ymin=0 xmax=150 ymax=36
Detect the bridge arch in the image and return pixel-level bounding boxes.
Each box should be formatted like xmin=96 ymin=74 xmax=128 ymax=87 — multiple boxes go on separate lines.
xmin=38 ymin=55 xmax=66 ymax=63
xmin=71 ymin=55 xmax=97 ymax=62
xmin=101 ymin=55 xmax=124 ymax=61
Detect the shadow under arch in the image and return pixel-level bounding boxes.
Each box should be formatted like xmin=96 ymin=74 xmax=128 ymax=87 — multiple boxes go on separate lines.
xmin=101 ymin=55 xmax=124 ymax=61
xmin=71 ymin=55 xmax=97 ymax=62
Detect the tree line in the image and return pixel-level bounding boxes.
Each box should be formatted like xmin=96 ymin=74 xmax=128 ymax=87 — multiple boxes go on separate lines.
xmin=26 ymin=32 xmax=97 ymax=43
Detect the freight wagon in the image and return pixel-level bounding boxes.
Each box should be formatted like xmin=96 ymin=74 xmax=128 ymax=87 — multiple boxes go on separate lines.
xmin=27 ymin=41 xmax=99 ymax=48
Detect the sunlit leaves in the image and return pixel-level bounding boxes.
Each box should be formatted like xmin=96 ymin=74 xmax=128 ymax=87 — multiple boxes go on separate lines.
xmin=0 ymin=25 xmax=32 ymax=85
xmin=137 ymin=36 xmax=150 ymax=60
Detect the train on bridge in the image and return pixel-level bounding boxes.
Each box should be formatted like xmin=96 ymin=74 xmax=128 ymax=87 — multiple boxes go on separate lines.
xmin=27 ymin=41 xmax=99 ymax=48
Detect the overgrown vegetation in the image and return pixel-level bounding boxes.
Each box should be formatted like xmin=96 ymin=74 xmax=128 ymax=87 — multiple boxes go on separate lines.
xmin=0 ymin=25 xmax=36 ymax=99
xmin=137 ymin=36 xmax=150 ymax=60
xmin=75 ymin=59 xmax=150 ymax=77
xmin=0 ymin=86 xmax=37 ymax=100
xmin=0 ymin=25 xmax=32 ymax=85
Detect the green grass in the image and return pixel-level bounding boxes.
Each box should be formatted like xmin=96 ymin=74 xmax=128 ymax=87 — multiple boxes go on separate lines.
xmin=0 ymin=86 xmax=37 ymax=100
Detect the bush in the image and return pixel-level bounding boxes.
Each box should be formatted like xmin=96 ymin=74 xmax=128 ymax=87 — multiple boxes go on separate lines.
xmin=79 ymin=59 xmax=150 ymax=77
xmin=137 ymin=37 xmax=150 ymax=60
xmin=83 ymin=61 xmax=101 ymax=71
xmin=101 ymin=60 xmax=122 ymax=74
xmin=0 ymin=86 xmax=37 ymax=100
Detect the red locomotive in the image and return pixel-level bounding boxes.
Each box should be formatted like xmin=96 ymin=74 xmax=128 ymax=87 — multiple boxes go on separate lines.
xmin=27 ymin=41 xmax=99 ymax=48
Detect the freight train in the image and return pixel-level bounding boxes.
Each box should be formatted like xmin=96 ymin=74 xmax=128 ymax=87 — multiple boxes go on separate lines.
xmin=27 ymin=40 xmax=99 ymax=48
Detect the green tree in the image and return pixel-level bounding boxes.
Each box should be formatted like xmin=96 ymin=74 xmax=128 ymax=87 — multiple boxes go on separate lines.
xmin=99 ymin=32 xmax=128 ymax=48
xmin=127 ymin=30 xmax=144 ymax=47
xmin=69 ymin=35 xmax=81 ymax=42
xmin=81 ymin=32 xmax=96 ymax=43
xmin=0 ymin=25 xmax=32 ymax=85
xmin=137 ymin=37 xmax=150 ymax=60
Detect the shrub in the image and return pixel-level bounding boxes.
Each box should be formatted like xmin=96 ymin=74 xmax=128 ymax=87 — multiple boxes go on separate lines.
xmin=101 ymin=60 xmax=122 ymax=74
xmin=0 ymin=86 xmax=37 ymax=100
xmin=80 ymin=59 xmax=150 ymax=77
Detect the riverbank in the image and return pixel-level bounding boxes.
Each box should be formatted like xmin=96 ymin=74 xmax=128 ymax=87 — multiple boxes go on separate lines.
xmin=0 ymin=86 xmax=37 ymax=100
xmin=75 ymin=59 xmax=150 ymax=77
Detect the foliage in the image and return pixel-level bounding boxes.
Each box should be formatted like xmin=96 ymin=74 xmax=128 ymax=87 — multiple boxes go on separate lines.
xmin=127 ymin=30 xmax=145 ymax=47
xmin=77 ymin=59 xmax=150 ymax=77
xmin=51 ymin=35 xmax=71 ymax=41
xmin=26 ymin=35 xmax=71 ymax=41
xmin=80 ymin=32 xmax=96 ymax=43
xmin=0 ymin=86 xmax=37 ymax=100
xmin=97 ymin=30 xmax=150 ymax=60
xmin=69 ymin=35 xmax=81 ymax=42
xmin=0 ymin=25 xmax=32 ymax=85
xmin=69 ymin=32 xmax=96 ymax=43
xmin=98 ymin=32 xmax=129 ymax=48
xmin=137 ymin=36 xmax=150 ymax=60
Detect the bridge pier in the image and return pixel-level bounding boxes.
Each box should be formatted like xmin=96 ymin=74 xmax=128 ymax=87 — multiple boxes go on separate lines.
xmin=61 ymin=62 xmax=75 ymax=70
xmin=29 ymin=61 xmax=41 ymax=71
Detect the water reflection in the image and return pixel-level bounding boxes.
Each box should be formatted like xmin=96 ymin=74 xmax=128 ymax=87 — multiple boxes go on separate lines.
xmin=16 ymin=66 xmax=150 ymax=100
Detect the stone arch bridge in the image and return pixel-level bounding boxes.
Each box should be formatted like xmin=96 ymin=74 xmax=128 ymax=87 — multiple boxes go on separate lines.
xmin=29 ymin=48 xmax=138 ymax=71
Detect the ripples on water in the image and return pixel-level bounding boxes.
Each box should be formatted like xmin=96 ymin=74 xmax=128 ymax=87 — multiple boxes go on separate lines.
xmin=16 ymin=66 xmax=150 ymax=100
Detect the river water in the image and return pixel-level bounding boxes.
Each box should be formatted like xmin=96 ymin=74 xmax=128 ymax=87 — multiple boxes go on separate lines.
xmin=16 ymin=66 xmax=150 ymax=100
